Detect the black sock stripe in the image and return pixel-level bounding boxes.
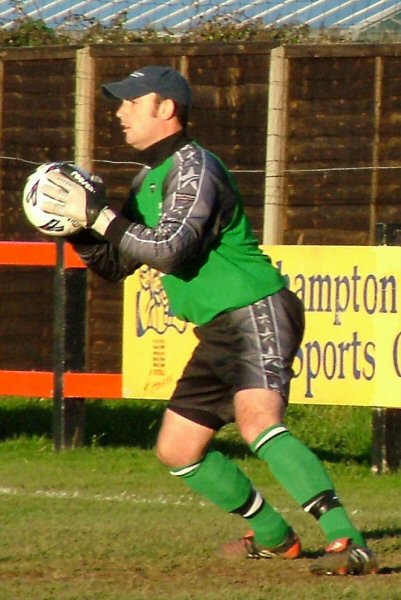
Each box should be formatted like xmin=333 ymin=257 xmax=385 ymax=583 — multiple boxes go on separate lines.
xmin=302 ymin=489 xmax=343 ymax=520
xmin=231 ymin=488 xmax=265 ymax=518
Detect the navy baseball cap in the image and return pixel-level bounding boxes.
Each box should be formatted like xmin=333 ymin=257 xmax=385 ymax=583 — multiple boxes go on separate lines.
xmin=102 ymin=65 xmax=192 ymax=105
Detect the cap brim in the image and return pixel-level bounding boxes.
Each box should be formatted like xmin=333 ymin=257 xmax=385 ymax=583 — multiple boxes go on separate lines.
xmin=102 ymin=79 xmax=149 ymax=100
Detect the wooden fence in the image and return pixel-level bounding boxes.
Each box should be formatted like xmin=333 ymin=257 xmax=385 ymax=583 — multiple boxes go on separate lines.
xmin=265 ymin=43 xmax=401 ymax=245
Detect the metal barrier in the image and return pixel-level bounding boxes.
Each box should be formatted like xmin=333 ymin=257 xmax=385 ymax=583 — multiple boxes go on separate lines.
xmin=0 ymin=240 xmax=122 ymax=449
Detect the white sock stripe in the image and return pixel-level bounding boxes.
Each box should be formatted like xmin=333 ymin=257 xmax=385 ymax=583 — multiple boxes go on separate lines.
xmin=170 ymin=462 xmax=201 ymax=477
xmin=243 ymin=490 xmax=264 ymax=518
xmin=254 ymin=426 xmax=288 ymax=452
xmin=302 ymin=499 xmax=315 ymax=513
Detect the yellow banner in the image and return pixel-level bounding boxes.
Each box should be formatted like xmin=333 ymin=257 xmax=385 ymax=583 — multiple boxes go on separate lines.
xmin=123 ymin=265 xmax=198 ymax=400
xmin=123 ymin=246 xmax=401 ymax=407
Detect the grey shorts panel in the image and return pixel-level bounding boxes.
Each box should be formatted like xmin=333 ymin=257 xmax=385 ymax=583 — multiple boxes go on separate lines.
xmin=168 ymin=288 xmax=305 ymax=429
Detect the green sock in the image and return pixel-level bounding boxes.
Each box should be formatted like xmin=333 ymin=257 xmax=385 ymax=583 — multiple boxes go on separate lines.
xmin=319 ymin=508 xmax=365 ymax=545
xmin=170 ymin=449 xmax=290 ymax=548
xmin=251 ymin=425 xmax=365 ymax=546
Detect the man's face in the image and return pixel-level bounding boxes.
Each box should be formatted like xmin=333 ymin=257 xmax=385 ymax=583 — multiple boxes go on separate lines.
xmin=116 ymin=93 xmax=163 ymax=150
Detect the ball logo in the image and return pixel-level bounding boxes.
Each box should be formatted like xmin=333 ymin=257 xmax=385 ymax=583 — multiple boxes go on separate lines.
xmin=41 ymin=218 xmax=65 ymax=232
xmin=26 ymin=181 xmax=39 ymax=206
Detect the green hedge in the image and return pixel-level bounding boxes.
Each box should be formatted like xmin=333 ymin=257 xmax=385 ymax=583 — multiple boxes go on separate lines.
xmin=0 ymin=10 xmax=386 ymax=47
xmin=0 ymin=397 xmax=372 ymax=463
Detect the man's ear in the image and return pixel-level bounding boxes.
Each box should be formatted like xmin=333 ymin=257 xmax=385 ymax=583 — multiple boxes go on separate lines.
xmin=158 ymin=98 xmax=177 ymax=120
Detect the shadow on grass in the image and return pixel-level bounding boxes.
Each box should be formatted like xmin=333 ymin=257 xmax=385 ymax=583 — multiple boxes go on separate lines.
xmin=77 ymin=401 xmax=253 ymax=458
xmin=0 ymin=398 xmax=373 ymax=463
xmin=365 ymin=527 xmax=401 ymax=541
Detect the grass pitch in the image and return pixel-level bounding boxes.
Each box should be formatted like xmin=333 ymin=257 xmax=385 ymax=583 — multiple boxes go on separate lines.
xmin=0 ymin=435 xmax=399 ymax=600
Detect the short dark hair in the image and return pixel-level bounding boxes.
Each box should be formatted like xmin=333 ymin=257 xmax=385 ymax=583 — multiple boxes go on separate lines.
xmin=156 ymin=95 xmax=190 ymax=129
xmin=174 ymin=101 xmax=190 ymax=129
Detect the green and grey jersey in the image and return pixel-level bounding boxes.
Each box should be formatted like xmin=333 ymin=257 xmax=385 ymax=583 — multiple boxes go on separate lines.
xmin=70 ymin=133 xmax=287 ymax=325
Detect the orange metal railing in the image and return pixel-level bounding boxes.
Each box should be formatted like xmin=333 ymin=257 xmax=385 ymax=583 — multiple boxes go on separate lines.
xmin=0 ymin=241 xmax=122 ymax=398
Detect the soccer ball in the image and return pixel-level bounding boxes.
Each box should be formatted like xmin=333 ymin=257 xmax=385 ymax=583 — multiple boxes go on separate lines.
xmin=22 ymin=162 xmax=83 ymax=237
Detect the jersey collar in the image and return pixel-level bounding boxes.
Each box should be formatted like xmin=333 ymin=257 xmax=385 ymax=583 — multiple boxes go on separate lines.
xmin=139 ymin=130 xmax=191 ymax=168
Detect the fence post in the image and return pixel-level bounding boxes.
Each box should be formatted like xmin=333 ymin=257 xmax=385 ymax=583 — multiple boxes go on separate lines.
xmin=372 ymin=223 xmax=401 ymax=472
xmin=75 ymin=46 xmax=95 ymax=171
xmin=53 ymin=239 xmax=87 ymax=450
xmin=263 ymin=46 xmax=289 ymax=245
xmin=53 ymin=239 xmax=66 ymax=451
xmin=52 ymin=45 xmax=97 ymax=449
xmin=64 ymin=262 xmax=87 ymax=448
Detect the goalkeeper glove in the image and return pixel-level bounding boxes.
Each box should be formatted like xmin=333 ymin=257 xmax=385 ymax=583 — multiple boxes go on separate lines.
xmin=41 ymin=162 xmax=108 ymax=228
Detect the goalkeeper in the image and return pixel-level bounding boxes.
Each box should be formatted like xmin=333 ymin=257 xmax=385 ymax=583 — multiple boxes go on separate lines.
xmin=42 ymin=65 xmax=378 ymax=576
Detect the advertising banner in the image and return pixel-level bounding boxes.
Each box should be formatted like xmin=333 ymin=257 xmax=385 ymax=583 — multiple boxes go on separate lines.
xmin=123 ymin=246 xmax=401 ymax=407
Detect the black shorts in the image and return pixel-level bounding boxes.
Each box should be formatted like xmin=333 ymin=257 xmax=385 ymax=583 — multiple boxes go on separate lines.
xmin=168 ymin=288 xmax=305 ymax=430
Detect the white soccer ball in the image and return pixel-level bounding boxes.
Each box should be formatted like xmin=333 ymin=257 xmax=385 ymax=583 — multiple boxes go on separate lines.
xmin=22 ymin=162 xmax=83 ymax=237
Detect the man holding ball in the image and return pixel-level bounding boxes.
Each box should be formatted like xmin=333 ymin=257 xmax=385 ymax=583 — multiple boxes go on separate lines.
xmin=41 ymin=65 xmax=378 ymax=576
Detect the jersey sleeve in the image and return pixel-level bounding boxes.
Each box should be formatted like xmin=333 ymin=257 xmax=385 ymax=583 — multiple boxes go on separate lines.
xmin=66 ymin=227 xmax=140 ymax=282
xmin=102 ymin=146 xmax=235 ymax=275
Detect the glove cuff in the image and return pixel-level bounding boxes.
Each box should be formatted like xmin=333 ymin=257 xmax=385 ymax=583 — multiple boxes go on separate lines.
xmin=91 ymin=206 xmax=115 ymax=235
